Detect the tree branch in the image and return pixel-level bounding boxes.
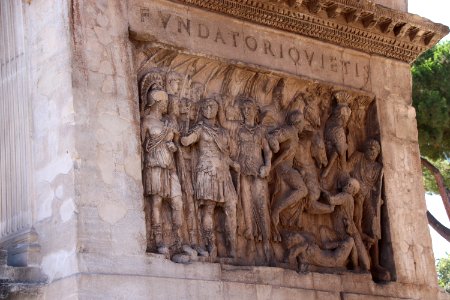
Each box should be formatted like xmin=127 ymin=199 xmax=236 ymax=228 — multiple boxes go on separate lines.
xmin=421 ymin=157 xmax=450 ymax=220
xmin=427 ymin=211 xmax=450 ymax=243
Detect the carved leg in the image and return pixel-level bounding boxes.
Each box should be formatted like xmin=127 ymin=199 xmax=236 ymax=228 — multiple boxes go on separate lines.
xmin=256 ymin=178 xmax=273 ymax=263
xmin=370 ymin=242 xmax=391 ymax=281
xmin=224 ymin=199 xmax=237 ymax=258
xmin=333 ymin=236 xmax=355 ymax=266
xmin=170 ymin=195 xmax=183 ymax=251
xmin=349 ymin=241 xmax=359 ymax=270
xmin=287 ymin=243 xmax=308 ymax=264
xmin=151 ymin=195 xmax=169 ymax=254
xmin=352 ymin=230 xmax=371 ymax=271
xmin=353 ymin=193 xmax=364 ymax=233
xmin=202 ymin=202 xmax=216 ymax=257
xmin=271 ymin=169 xmax=308 ymax=241
xmin=240 ymin=176 xmax=254 ymax=240
xmin=322 ymin=151 xmax=337 ymax=178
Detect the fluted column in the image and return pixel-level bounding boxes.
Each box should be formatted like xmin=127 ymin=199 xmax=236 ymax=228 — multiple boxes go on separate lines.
xmin=0 ymin=0 xmax=35 ymax=266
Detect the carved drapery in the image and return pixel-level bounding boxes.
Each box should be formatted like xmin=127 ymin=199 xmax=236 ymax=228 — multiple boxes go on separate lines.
xmin=136 ymin=46 xmax=393 ymax=282
xmin=0 ymin=0 xmax=33 ymax=244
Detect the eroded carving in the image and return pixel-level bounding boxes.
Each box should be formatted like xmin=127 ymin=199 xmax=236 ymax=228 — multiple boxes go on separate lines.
xmin=137 ymin=48 xmax=392 ymax=281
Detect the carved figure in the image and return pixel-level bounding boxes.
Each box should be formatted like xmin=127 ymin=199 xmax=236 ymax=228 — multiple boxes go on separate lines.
xmin=176 ymin=96 xmax=208 ymax=256
xmin=347 ymin=139 xmax=390 ymax=281
xmin=326 ymin=177 xmax=370 ymax=271
xmin=322 ymin=91 xmax=352 ymax=178
xmin=294 ymin=131 xmax=333 ymax=216
xmin=286 ymin=232 xmax=355 ymax=270
xmin=141 ymin=88 xmax=183 ymax=255
xmin=166 ymin=71 xmax=183 ymax=118
xmin=140 ymin=71 xmax=164 ymax=112
xmin=220 ymin=97 xmax=273 ymax=262
xmin=181 ymin=98 xmax=240 ymax=258
xmin=137 ymin=55 xmax=389 ymax=279
xmin=268 ymin=111 xmax=309 ymax=242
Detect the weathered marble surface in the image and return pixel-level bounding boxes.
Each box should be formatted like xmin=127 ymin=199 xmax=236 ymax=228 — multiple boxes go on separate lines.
xmin=2 ymin=0 xmax=449 ymax=299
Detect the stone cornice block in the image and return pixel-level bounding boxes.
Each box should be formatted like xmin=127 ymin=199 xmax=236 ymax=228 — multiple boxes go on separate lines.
xmin=177 ymin=0 xmax=449 ymax=63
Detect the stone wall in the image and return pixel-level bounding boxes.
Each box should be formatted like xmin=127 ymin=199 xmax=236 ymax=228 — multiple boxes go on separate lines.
xmin=2 ymin=0 xmax=449 ymax=299
xmin=26 ymin=0 xmax=78 ymax=283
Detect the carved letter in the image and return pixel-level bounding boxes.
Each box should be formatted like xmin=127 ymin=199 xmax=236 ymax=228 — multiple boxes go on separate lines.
xmin=198 ymin=23 xmax=209 ymax=39
xmin=304 ymin=50 xmax=315 ymax=66
xmin=263 ymin=40 xmax=275 ymax=57
xmin=364 ymin=65 xmax=370 ymax=85
xmin=279 ymin=43 xmax=284 ymax=59
xmin=245 ymin=36 xmax=258 ymax=51
xmin=177 ymin=17 xmax=191 ymax=35
xmin=341 ymin=60 xmax=350 ymax=75
xmin=214 ymin=28 xmax=226 ymax=44
xmin=158 ymin=11 xmax=172 ymax=29
xmin=330 ymin=56 xmax=338 ymax=72
xmin=230 ymin=32 xmax=240 ymax=47
xmin=289 ymin=47 xmax=300 ymax=65
xmin=355 ymin=63 xmax=360 ymax=77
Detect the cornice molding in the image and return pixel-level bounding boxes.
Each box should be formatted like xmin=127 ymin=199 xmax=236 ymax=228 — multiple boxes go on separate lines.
xmin=178 ymin=0 xmax=449 ymax=63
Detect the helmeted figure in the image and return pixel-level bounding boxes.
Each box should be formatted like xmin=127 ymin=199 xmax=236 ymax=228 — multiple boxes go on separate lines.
xmin=141 ymin=85 xmax=183 ymax=255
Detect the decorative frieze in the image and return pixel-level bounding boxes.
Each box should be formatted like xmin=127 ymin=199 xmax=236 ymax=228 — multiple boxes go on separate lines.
xmin=177 ymin=0 xmax=449 ymax=62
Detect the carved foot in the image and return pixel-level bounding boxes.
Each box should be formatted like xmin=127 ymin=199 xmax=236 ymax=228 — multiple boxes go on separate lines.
xmin=228 ymin=248 xmax=236 ymax=258
xmin=298 ymin=262 xmax=310 ymax=274
xmin=193 ymin=245 xmax=209 ymax=257
xmin=273 ymin=229 xmax=282 ymax=242
xmin=372 ymin=265 xmax=391 ymax=282
xmin=157 ymin=245 xmax=170 ymax=255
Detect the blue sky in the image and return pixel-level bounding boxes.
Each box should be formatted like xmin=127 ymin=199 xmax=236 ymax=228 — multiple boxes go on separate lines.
xmin=408 ymin=1 xmax=450 ymax=260
xmin=408 ymin=0 xmax=450 ymax=41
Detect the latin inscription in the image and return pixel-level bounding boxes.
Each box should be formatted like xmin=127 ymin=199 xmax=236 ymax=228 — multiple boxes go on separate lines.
xmin=134 ymin=5 xmax=371 ymax=88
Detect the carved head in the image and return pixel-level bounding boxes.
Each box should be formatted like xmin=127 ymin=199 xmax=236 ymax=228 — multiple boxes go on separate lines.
xmin=239 ymin=98 xmax=259 ymax=124
xmin=364 ymin=139 xmax=381 ymax=162
xmin=140 ymin=71 xmax=164 ymax=106
xmin=335 ymin=104 xmax=352 ymax=126
xmin=145 ymin=89 xmax=169 ymax=114
xmin=166 ymin=71 xmax=183 ymax=96
xmin=191 ymin=82 xmax=204 ymax=102
xmin=287 ymin=110 xmax=304 ymax=132
xmin=180 ymin=97 xmax=192 ymax=115
xmin=311 ymin=131 xmax=328 ymax=168
xmin=343 ymin=178 xmax=360 ymax=196
xmin=272 ymin=78 xmax=285 ymax=104
xmin=201 ymin=97 xmax=219 ymax=120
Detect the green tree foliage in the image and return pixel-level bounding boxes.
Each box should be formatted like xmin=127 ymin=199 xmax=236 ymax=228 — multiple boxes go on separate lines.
xmin=412 ymin=41 xmax=450 ymax=193
xmin=422 ymin=158 xmax=450 ymax=194
xmin=437 ymin=253 xmax=450 ymax=292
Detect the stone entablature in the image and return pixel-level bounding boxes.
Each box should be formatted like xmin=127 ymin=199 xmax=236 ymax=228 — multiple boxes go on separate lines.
xmin=177 ymin=0 xmax=448 ymax=62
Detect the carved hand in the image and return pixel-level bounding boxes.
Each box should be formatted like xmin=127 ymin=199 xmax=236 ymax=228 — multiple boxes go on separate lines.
xmin=167 ymin=142 xmax=178 ymax=152
xmin=259 ymin=165 xmax=270 ymax=178
xmin=268 ymin=137 xmax=280 ymax=153
xmin=231 ymin=161 xmax=241 ymax=172
xmin=180 ymin=136 xmax=189 ymax=146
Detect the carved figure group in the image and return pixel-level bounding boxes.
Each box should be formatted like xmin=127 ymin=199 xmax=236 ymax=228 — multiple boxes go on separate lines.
xmin=139 ymin=66 xmax=390 ymax=281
